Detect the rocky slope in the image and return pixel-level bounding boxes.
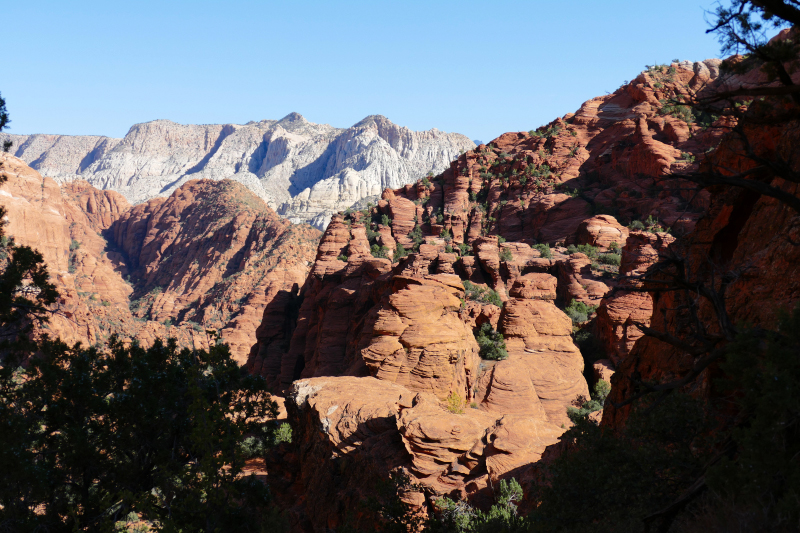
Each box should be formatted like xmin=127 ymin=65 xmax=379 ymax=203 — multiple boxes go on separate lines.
xmin=0 ymin=153 xmax=320 ymax=362
xmin=2 ymin=114 xmax=475 ymax=228
xmin=250 ymin=58 xmax=743 ymax=529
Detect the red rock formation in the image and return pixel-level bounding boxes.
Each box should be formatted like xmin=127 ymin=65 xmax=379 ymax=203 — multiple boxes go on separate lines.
xmin=603 ymin=72 xmax=800 ymax=427
xmin=110 ymin=179 xmax=320 ymax=363
xmin=575 ymin=215 xmax=629 ymax=250
xmin=248 ymin=60 xmax=747 ymax=525
xmin=594 ymin=231 xmax=675 ymax=364
xmin=0 ymin=155 xmax=320 ymax=359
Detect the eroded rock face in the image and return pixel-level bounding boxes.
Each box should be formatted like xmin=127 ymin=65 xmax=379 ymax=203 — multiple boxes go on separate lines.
xmin=0 ymin=154 xmax=320 ymax=359
xmin=2 ymin=114 xmax=475 ymax=228
xmin=273 ymin=376 xmax=565 ymax=531
xmin=576 ymin=215 xmax=629 ymax=250
xmin=556 ymin=252 xmax=612 ymax=307
xmin=110 ymin=179 xmax=320 ymax=363
xmin=360 ymin=274 xmax=480 ymax=400
xmin=595 ymin=231 xmax=675 ymax=365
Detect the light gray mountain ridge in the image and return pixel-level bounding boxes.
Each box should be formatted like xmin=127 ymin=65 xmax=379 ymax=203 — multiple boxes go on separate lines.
xmin=1 ymin=113 xmax=474 ymax=229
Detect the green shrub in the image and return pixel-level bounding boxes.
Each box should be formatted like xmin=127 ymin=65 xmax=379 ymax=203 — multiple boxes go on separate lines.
xmin=445 ymin=391 xmax=466 ymax=414
xmin=566 ymin=243 xmax=599 ymax=258
xmin=365 ymin=225 xmax=380 ymax=242
xmin=475 ymin=323 xmax=508 ymax=361
xmin=421 ymin=177 xmax=432 ymax=187
xmin=394 ymin=243 xmax=408 ymax=262
xmin=337 ymin=254 xmax=348 ymax=262
xmin=533 ymin=243 xmax=552 ymax=259
xmin=499 ymin=247 xmax=513 ymax=262
xmin=430 ymin=478 xmax=525 ymax=532
xmin=381 ymin=214 xmax=391 ymax=226
xmin=567 ymin=379 xmax=611 ymax=422
xmin=629 ymin=220 xmax=646 ymax=231
xmin=565 ymin=300 xmax=598 ymax=325
xmin=274 ymin=422 xmax=292 ymax=444
xmin=370 ymin=244 xmax=389 ymax=259
xmin=463 ymin=280 xmax=502 ymax=307
xmin=608 ymin=241 xmax=620 ymax=252
xmin=458 ymin=242 xmax=472 ymax=256
xmin=598 ymin=252 xmax=621 ymax=266
xmin=69 ymin=239 xmax=81 ymax=251
xmin=409 ymin=225 xmax=424 ymax=251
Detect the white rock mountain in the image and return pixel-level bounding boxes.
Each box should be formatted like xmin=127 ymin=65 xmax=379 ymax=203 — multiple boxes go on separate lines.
xmin=2 ymin=113 xmax=474 ymax=228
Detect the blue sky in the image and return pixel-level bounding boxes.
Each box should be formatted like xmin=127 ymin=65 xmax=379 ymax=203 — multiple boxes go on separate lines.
xmin=4 ymin=0 xmax=730 ymax=143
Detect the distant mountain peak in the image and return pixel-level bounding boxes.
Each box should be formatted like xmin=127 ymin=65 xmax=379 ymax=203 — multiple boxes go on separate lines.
xmin=279 ymin=112 xmax=307 ymax=124
xmin=353 ymin=115 xmax=394 ymax=128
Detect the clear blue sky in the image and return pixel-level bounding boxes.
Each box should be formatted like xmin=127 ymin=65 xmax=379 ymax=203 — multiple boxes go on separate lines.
xmin=3 ymin=0 xmax=730 ymax=143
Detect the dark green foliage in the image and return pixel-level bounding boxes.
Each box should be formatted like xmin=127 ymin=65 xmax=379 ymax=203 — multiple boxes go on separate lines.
xmin=564 ymin=300 xmax=597 ymax=325
xmin=530 ymin=125 xmax=561 ymax=139
xmin=659 ymin=97 xmax=696 ymax=123
xmin=440 ymin=227 xmax=452 ymax=241
xmin=528 ymin=164 xmax=551 ymax=179
xmin=0 ymin=337 xmax=286 ymax=532
xmin=0 ymin=92 xmax=10 ymax=152
xmin=531 ymin=393 xmax=710 ymax=533
xmin=69 ymin=239 xmax=81 ymax=251
xmin=475 ymin=322 xmax=508 ymax=361
xmin=566 ymin=380 xmax=611 ymax=422
xmin=499 ymin=247 xmax=513 ymax=262
xmin=428 ymin=478 xmax=527 ymax=532
xmin=463 ymin=280 xmax=502 ymax=307
xmin=381 ymin=214 xmax=391 ymax=226
xmin=371 ymin=244 xmax=389 ymax=259
xmin=409 ymin=225 xmax=424 ymax=251
xmin=629 ymin=220 xmax=646 ymax=230
xmin=421 ymin=177 xmax=432 ymax=187
xmin=458 ymin=242 xmax=472 ymax=256
xmin=597 ymin=252 xmax=621 ymax=266
xmin=565 ymin=243 xmax=598 ymax=259
xmin=337 ymin=254 xmax=349 ymax=262
xmin=394 ymin=243 xmax=408 ymax=262
xmin=532 ymin=243 xmax=551 ymax=259
xmin=705 ymin=305 xmax=800 ymax=526
xmin=366 ymin=225 xmax=380 ymax=243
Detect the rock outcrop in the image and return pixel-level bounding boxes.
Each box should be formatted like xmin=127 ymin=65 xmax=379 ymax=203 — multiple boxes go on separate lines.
xmin=251 ymin=59 xmax=763 ymax=529
xmin=2 ymin=114 xmax=475 ymax=228
xmin=0 ymin=154 xmax=320 ymax=360
xmin=110 ymin=179 xmax=321 ymax=362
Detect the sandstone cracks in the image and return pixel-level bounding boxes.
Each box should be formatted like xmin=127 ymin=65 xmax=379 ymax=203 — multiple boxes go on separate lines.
xmin=360 ymin=274 xmax=480 ymax=401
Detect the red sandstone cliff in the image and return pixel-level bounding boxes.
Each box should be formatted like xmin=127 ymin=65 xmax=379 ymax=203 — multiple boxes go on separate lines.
xmin=0 ymin=154 xmax=320 ymax=359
